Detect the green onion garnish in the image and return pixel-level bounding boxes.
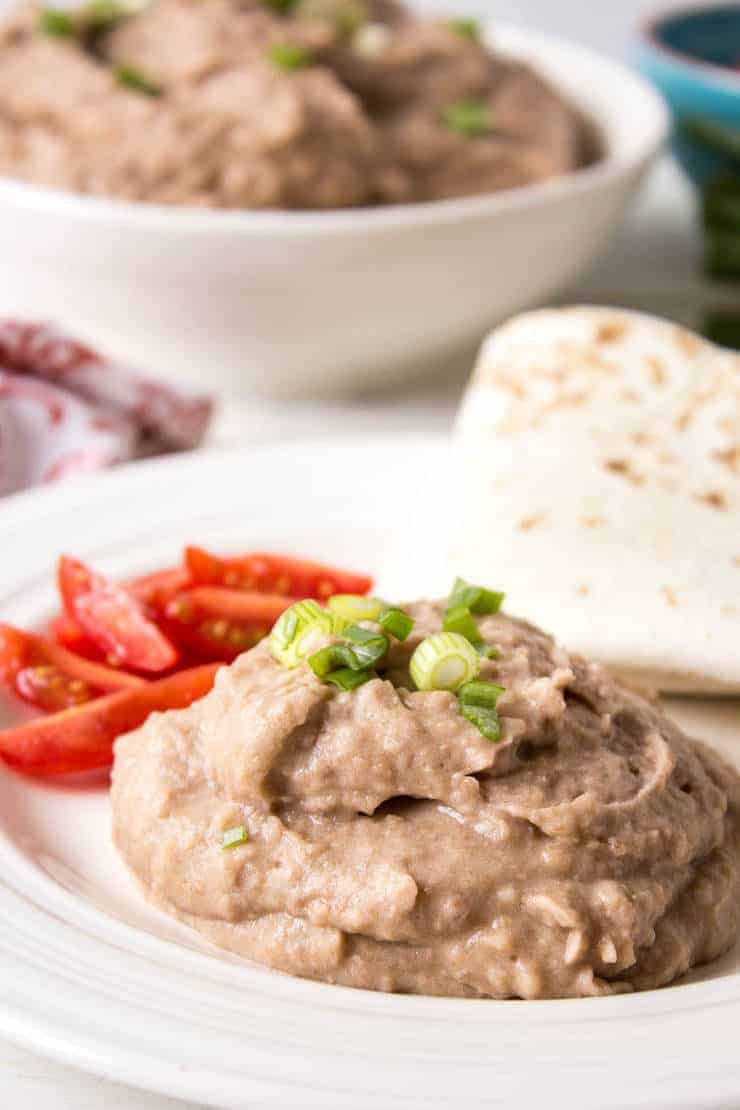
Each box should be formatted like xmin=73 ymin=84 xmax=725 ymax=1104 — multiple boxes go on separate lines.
xmin=222 ymin=824 xmax=249 ymax=849
xmin=343 ymin=624 xmax=389 ymax=667
xmin=378 ymin=607 xmax=414 ymax=642
xmin=703 ymin=174 xmax=740 ymax=230
xmin=443 ymin=603 xmax=482 ymax=644
xmin=460 ymin=703 xmax=502 ymax=743
xmin=268 ymin=42 xmax=313 ymax=70
xmin=85 ymin=0 xmax=126 ymax=27
xmin=325 ymin=666 xmax=375 ymax=691
xmin=458 ymin=680 xmax=505 ymax=743
xmin=440 ymin=99 xmax=493 ymax=138
xmin=448 ymin=577 xmax=504 ymax=616
xmin=328 ymin=594 xmax=383 ymax=625
xmin=448 ymin=18 xmax=481 ymax=41
xmin=458 ymin=680 xmax=505 ymax=709
xmin=115 ymin=64 xmax=161 ymax=96
xmin=39 ymin=8 xmax=76 ymax=36
xmin=270 ymin=599 xmax=332 ymax=667
xmin=409 ymin=632 xmax=480 ymax=692
xmin=704 ymin=228 xmax=740 ymax=280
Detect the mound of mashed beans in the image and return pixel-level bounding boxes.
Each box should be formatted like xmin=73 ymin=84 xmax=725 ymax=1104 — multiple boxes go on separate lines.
xmin=111 ymin=597 xmax=740 ymax=998
xmin=0 ymin=0 xmax=597 ymax=208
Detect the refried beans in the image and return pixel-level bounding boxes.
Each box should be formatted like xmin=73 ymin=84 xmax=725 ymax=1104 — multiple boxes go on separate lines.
xmin=111 ymin=598 xmax=740 ymax=998
xmin=0 ymin=0 xmax=598 ymax=207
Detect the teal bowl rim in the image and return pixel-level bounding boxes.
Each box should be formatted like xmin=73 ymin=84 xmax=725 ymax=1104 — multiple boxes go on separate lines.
xmin=642 ymin=1 xmax=740 ymax=89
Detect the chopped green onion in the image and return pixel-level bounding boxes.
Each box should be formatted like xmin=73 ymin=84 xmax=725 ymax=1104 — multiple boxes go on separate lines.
xmin=268 ymin=42 xmax=313 ymax=70
xmin=459 ymin=680 xmax=505 ymax=710
xmin=443 ymin=603 xmax=482 ymax=643
xmin=460 ymin=703 xmax=501 ymax=743
xmin=263 ymin=0 xmax=299 ymax=11
xmin=39 ymin=8 xmax=76 ymax=36
xmin=343 ymin=624 xmax=389 ymax=667
xmin=448 ymin=577 xmax=504 ymax=616
xmin=270 ymin=599 xmax=332 ymax=667
xmin=308 ymin=642 xmax=358 ymax=676
xmin=222 ymin=824 xmax=249 ymax=849
xmin=328 ymin=594 xmax=383 ymax=624
xmin=448 ymin=18 xmax=481 ymax=41
xmin=410 ymin=632 xmax=480 ymax=692
xmin=84 ymin=0 xmax=127 ymax=27
xmin=325 ymin=666 xmax=375 ymax=691
xmin=378 ymin=607 xmax=414 ymax=641
xmin=297 ymin=0 xmax=367 ymax=33
xmin=440 ymin=99 xmax=493 ymax=138
xmin=115 ymin=64 xmax=161 ymax=95
xmin=458 ymin=680 xmax=505 ymax=742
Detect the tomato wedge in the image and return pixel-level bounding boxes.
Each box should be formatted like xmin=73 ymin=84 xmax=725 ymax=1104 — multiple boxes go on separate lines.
xmin=49 ymin=612 xmax=106 ymax=662
xmin=0 ymin=623 xmax=144 ymax=712
xmin=58 ymin=555 xmax=179 ymax=673
xmin=185 ymin=547 xmax=372 ymax=600
xmin=0 ymin=663 xmax=219 ymax=776
xmin=126 ymin=566 xmax=191 ymax=608
xmin=162 ymin=588 xmax=290 ymax=662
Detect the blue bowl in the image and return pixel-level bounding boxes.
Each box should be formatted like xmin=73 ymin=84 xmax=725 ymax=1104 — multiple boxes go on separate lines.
xmin=637 ymin=4 xmax=740 ymax=185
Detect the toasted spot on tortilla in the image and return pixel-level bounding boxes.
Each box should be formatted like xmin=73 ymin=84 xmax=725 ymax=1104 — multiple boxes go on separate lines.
xmin=695 ymin=490 xmax=730 ymax=511
xmin=662 ymin=586 xmax=678 ymax=608
xmin=596 ymin=320 xmax=628 ymax=344
xmin=714 ymin=447 xmax=740 ymax=474
xmin=646 ymin=356 xmax=667 ymax=386
xmin=581 ymin=516 xmax=605 ymax=528
xmin=518 ymin=513 xmax=545 ymax=532
xmin=674 ymin=327 xmax=702 ymax=358
xmin=603 ymin=458 xmax=644 ymax=485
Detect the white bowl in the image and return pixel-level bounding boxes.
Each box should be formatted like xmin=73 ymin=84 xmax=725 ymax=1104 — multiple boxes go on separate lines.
xmin=0 ymin=25 xmax=668 ymax=397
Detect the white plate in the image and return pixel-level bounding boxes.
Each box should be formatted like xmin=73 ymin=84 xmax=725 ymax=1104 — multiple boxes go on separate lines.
xmin=0 ymin=436 xmax=739 ymax=1110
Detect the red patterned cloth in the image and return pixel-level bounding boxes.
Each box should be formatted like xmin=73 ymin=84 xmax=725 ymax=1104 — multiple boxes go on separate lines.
xmin=0 ymin=322 xmax=213 ymax=496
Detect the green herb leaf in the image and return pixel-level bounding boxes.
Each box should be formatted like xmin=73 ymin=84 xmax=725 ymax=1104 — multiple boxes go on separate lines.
xmin=448 ymin=577 xmax=504 ymax=615
xmin=379 ymin=607 xmax=414 ymax=642
xmin=268 ymin=42 xmax=313 ymax=70
xmin=325 ymin=666 xmax=375 ymax=691
xmin=343 ymin=625 xmax=389 ymax=667
xmin=460 ymin=702 xmax=501 ymax=742
xmin=39 ymin=8 xmax=76 ymax=36
xmin=440 ymin=99 xmax=493 ymax=138
xmin=458 ymin=679 xmax=505 ymax=710
xmin=115 ymin=64 xmax=161 ymax=96
xmin=222 ymin=824 xmax=249 ymax=849
xmin=448 ymin=17 xmax=480 ymax=41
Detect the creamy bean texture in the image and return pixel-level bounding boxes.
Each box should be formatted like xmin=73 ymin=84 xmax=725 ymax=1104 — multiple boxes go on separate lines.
xmin=111 ymin=600 xmax=740 ymax=998
xmin=0 ymin=0 xmax=596 ymax=208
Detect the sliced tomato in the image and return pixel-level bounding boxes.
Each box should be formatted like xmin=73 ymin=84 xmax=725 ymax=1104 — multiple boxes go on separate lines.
xmin=58 ymin=555 xmax=179 ymax=674
xmin=126 ymin=566 xmax=191 ymax=608
xmin=0 ymin=623 xmax=144 ymax=713
xmin=49 ymin=612 xmax=106 ymax=662
xmin=0 ymin=663 xmax=219 ymax=776
xmin=184 ymin=547 xmax=372 ymax=600
xmin=161 ymin=588 xmax=290 ymax=662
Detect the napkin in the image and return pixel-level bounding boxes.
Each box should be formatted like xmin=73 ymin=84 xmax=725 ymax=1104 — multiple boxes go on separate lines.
xmin=0 ymin=321 xmax=213 ymax=496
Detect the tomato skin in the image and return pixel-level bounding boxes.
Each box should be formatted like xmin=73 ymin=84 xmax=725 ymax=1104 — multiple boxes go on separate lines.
xmin=161 ymin=589 xmax=287 ymax=662
xmin=0 ymin=663 xmax=219 ymax=776
xmin=58 ymin=555 xmax=179 ymax=674
xmin=126 ymin=567 xmax=191 ymax=608
xmin=184 ymin=547 xmax=372 ymax=600
xmin=49 ymin=613 xmax=106 ymax=662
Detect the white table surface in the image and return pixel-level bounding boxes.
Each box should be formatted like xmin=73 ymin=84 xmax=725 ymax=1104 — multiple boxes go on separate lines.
xmin=1 ymin=132 xmax=735 ymax=1110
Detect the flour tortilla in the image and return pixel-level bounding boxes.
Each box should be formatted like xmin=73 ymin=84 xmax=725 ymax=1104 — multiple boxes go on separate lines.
xmin=452 ymin=306 xmax=740 ymax=694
